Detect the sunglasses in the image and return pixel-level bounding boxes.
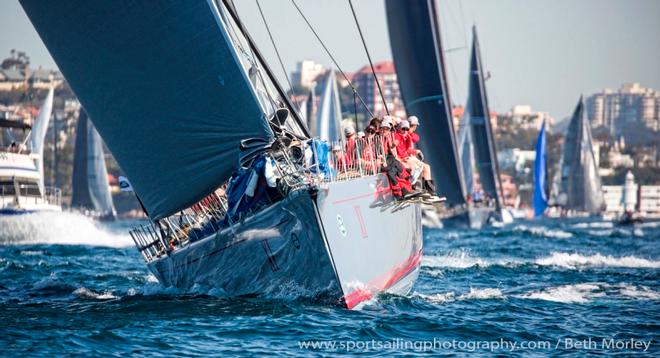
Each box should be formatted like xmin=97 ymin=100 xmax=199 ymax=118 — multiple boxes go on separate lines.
xmin=401 ymin=128 xmax=409 ymax=131
xmin=382 ymin=127 xmax=391 ymax=131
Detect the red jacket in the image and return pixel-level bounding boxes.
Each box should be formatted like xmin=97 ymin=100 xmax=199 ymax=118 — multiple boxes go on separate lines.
xmin=394 ymin=132 xmax=417 ymax=159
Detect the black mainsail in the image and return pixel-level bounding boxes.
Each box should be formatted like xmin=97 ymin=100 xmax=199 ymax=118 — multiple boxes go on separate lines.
xmin=71 ymin=109 xmax=116 ymax=220
xmin=385 ymin=0 xmax=466 ymax=205
xmin=556 ymin=97 xmax=605 ymax=214
xmin=465 ymin=26 xmax=504 ymax=210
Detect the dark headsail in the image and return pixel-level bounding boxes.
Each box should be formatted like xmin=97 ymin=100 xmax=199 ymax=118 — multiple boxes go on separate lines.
xmin=385 ymin=0 xmax=466 ymax=205
xmin=466 ymin=26 xmax=504 ymax=210
xmin=72 ymin=110 xmax=116 ymax=219
xmin=557 ymin=97 xmax=605 ymax=213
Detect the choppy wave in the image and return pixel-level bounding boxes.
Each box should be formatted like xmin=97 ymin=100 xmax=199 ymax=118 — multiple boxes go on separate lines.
xmin=519 ymin=283 xmax=604 ymax=303
xmin=512 ymin=225 xmax=573 ymax=239
xmin=535 ymin=252 xmax=660 ymax=269
xmin=0 ymin=212 xmax=133 ymax=248
xmin=518 ymin=283 xmax=660 ymax=304
xmin=417 ymin=288 xmax=504 ymax=303
xmin=422 ymin=251 xmax=660 ymax=271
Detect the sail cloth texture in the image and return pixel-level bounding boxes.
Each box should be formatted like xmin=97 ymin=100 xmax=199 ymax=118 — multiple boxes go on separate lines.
xmin=72 ymin=110 xmax=116 ymax=218
xmin=466 ymin=27 xmax=502 ymax=209
xmin=385 ymin=0 xmax=466 ymax=205
xmin=28 ymin=87 xmax=53 ymax=192
xmin=315 ymin=69 xmax=344 ymax=142
xmin=558 ymin=98 xmax=605 ymax=214
xmin=20 ymin=0 xmax=272 ymax=219
xmin=533 ymin=120 xmax=548 ymax=217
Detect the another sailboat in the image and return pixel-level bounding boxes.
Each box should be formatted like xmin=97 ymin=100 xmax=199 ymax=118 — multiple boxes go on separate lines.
xmin=532 ymin=120 xmax=548 ymax=217
xmin=385 ymin=0 xmax=469 ymax=227
xmin=315 ymin=69 xmax=344 ymax=142
xmin=386 ymin=5 xmax=503 ymax=229
xmin=71 ymin=109 xmax=116 ymax=221
xmin=0 ymin=87 xmax=61 ymax=215
xmin=463 ymin=26 xmax=508 ymax=226
xmin=21 ymin=0 xmax=422 ymax=309
xmin=552 ymin=97 xmax=605 ymax=216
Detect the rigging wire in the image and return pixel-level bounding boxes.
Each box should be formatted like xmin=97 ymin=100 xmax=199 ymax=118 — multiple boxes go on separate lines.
xmin=347 ymin=0 xmax=389 ymax=116
xmin=255 ymin=0 xmax=302 ymax=115
xmin=290 ymin=0 xmax=374 ymax=118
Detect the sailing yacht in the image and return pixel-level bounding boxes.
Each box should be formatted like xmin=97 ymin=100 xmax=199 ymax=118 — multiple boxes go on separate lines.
xmin=386 ymin=3 xmax=504 ymax=229
xmin=550 ymin=97 xmax=605 ymax=217
xmin=21 ymin=0 xmax=422 ymax=309
xmin=0 ymin=87 xmax=61 ymax=215
xmin=315 ymin=69 xmax=344 ymax=142
xmin=71 ymin=109 xmax=116 ymax=221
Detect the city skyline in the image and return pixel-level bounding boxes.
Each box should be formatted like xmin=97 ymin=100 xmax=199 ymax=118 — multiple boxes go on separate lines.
xmin=1 ymin=0 xmax=659 ymax=120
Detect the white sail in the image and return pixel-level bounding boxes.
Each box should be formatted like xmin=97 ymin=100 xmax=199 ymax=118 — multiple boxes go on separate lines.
xmin=315 ymin=69 xmax=344 ymax=142
xmin=28 ymin=87 xmax=54 ymax=193
xmin=457 ymin=113 xmax=475 ymax=196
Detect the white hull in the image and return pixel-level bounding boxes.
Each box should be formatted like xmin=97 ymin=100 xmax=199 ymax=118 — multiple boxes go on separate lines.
xmin=147 ymin=174 xmax=422 ymax=309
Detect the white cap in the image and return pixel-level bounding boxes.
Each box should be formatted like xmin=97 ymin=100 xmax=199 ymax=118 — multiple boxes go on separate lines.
xmin=344 ymin=125 xmax=356 ymax=136
xmin=408 ymin=116 xmax=419 ymax=126
xmin=399 ymin=120 xmax=410 ymax=129
xmin=381 ymin=119 xmax=393 ymax=128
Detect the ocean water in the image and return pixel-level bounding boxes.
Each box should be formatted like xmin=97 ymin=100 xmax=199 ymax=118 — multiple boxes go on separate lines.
xmin=1 ymin=212 xmax=658 ymax=356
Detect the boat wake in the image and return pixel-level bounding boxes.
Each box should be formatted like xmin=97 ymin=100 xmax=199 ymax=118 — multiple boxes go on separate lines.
xmin=0 ymin=211 xmax=133 ymax=248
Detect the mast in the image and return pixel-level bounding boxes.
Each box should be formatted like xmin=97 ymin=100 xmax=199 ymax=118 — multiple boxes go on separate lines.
xmin=220 ymin=0 xmax=310 ymax=138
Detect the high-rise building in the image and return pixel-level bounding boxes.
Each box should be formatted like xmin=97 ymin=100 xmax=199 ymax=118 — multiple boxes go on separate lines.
xmin=352 ymin=61 xmax=405 ymax=118
xmin=290 ymin=60 xmax=325 ymax=89
xmin=586 ymin=83 xmax=660 ymax=135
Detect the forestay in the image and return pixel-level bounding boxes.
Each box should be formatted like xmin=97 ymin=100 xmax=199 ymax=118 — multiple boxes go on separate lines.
xmin=20 ymin=0 xmax=272 ymax=219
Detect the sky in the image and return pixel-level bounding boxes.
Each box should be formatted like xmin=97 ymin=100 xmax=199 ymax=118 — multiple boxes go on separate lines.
xmin=2 ymin=0 xmax=659 ymax=120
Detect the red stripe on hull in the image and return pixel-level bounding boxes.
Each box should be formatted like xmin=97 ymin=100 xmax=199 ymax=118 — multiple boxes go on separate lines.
xmin=342 ymin=250 xmax=422 ymax=309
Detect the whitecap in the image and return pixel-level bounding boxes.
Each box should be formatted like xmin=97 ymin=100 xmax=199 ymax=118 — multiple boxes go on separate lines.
xmin=416 ymin=287 xmax=503 ymax=304
xmin=458 ymin=287 xmax=504 ymax=300
xmin=73 ymin=287 xmax=117 ymax=300
xmin=535 ymin=252 xmax=660 ymax=269
xmin=617 ymin=284 xmax=660 ymax=300
xmin=0 ymin=211 xmax=133 ymax=248
xmin=422 ymin=250 xmax=488 ymax=269
xmin=519 ymin=283 xmax=604 ymax=304
xmin=512 ymin=225 xmax=573 ymax=239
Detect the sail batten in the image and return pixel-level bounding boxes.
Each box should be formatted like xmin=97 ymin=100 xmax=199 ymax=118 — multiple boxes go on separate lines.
xmin=20 ymin=0 xmax=273 ymax=219
xmin=385 ymin=0 xmax=466 ymax=205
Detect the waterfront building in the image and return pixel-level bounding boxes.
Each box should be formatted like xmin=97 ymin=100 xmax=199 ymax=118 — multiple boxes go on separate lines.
xmin=352 ymin=61 xmax=405 ymax=118
xmin=290 ymin=60 xmax=325 ymax=89
xmin=586 ymin=83 xmax=660 ymax=135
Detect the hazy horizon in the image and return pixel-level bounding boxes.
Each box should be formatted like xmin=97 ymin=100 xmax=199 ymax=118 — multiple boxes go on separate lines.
xmin=2 ymin=0 xmax=659 ymax=120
